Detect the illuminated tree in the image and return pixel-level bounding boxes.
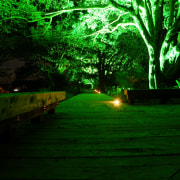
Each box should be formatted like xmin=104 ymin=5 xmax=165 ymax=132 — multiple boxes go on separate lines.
xmin=67 ymin=0 xmax=180 ymax=89
xmin=1 ymin=0 xmax=180 ymax=89
xmin=109 ymin=0 xmax=180 ymax=89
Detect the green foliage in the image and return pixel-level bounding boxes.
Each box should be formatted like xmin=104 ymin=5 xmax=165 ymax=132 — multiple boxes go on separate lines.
xmin=1 ymin=0 xmax=179 ymax=91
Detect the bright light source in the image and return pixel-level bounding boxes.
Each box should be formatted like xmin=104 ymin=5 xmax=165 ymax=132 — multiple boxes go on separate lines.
xmin=113 ymin=99 xmax=120 ymax=106
xmin=94 ymin=89 xmax=101 ymax=94
xmin=13 ymin=88 xmax=19 ymax=92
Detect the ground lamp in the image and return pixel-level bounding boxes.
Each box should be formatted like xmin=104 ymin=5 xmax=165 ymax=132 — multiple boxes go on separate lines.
xmin=112 ymin=99 xmax=121 ymax=106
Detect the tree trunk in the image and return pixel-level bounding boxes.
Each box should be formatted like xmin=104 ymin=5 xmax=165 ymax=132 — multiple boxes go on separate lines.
xmin=149 ymin=62 xmax=157 ymax=89
xmin=147 ymin=44 xmax=164 ymax=89
xmin=97 ymin=51 xmax=106 ymax=93
xmin=98 ymin=74 xmax=105 ymax=93
xmin=147 ymin=45 xmax=158 ymax=89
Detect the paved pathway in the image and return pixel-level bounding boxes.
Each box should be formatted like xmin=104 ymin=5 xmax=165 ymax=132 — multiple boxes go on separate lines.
xmin=1 ymin=93 xmax=180 ymax=179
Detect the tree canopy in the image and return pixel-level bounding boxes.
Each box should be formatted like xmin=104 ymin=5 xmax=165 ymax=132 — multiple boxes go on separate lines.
xmin=0 ymin=0 xmax=180 ymax=91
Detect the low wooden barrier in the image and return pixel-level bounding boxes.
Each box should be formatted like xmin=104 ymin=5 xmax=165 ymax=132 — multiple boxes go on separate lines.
xmin=0 ymin=91 xmax=66 ymax=142
xmin=124 ymin=89 xmax=180 ymax=104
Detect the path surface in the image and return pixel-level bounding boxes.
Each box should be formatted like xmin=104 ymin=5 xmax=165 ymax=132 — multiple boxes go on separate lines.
xmin=1 ymin=93 xmax=180 ymax=179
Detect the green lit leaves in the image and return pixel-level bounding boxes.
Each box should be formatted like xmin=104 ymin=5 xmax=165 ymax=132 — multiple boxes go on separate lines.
xmin=84 ymin=0 xmax=108 ymax=6
xmin=60 ymin=0 xmax=74 ymax=9
xmin=86 ymin=20 xmax=97 ymax=30
xmin=163 ymin=0 xmax=180 ymax=30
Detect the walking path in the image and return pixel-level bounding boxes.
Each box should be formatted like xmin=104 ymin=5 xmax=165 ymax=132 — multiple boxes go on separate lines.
xmin=1 ymin=93 xmax=180 ymax=179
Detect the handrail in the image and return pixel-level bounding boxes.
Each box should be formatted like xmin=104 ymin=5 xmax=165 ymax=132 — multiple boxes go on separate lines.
xmin=0 ymin=91 xmax=66 ymax=121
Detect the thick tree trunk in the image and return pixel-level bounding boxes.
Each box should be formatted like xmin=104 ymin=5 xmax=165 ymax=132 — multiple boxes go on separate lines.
xmin=147 ymin=44 xmax=165 ymax=89
xmin=132 ymin=17 xmax=159 ymax=89
xmin=147 ymin=46 xmax=158 ymax=89
xmin=149 ymin=61 xmax=157 ymax=89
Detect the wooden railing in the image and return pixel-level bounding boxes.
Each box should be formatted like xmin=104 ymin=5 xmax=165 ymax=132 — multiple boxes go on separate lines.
xmin=0 ymin=91 xmax=66 ymax=142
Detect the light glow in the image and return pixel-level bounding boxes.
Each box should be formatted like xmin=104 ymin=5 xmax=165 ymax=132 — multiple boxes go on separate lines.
xmin=113 ymin=99 xmax=120 ymax=106
xmin=94 ymin=89 xmax=101 ymax=94
xmin=13 ymin=88 xmax=19 ymax=92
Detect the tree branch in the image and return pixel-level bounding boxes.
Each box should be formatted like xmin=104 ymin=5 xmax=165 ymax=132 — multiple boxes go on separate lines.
xmin=83 ymin=12 xmax=134 ymax=38
xmin=84 ymin=22 xmax=137 ymax=38
xmin=1 ymin=16 xmax=49 ymax=23
xmin=168 ymin=0 xmax=175 ymax=28
xmin=133 ymin=0 xmax=140 ymax=15
xmin=109 ymin=0 xmax=135 ymax=14
xmin=1 ymin=4 xmax=111 ymax=23
xmin=109 ymin=1 xmax=152 ymax=45
xmin=144 ymin=0 xmax=155 ymax=36
xmin=43 ymin=18 xmax=52 ymax=35
xmin=154 ymin=0 xmax=164 ymax=43
xmin=44 ymin=4 xmax=111 ymax=16
xmin=133 ymin=14 xmax=152 ymax=45
xmin=108 ymin=12 xmax=128 ymax=26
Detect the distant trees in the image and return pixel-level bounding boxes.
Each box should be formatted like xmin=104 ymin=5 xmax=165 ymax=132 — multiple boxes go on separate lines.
xmin=66 ymin=30 xmax=148 ymax=92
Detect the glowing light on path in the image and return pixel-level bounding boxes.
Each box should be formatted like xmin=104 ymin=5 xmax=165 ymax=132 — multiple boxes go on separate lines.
xmin=94 ymin=89 xmax=101 ymax=94
xmin=113 ymin=99 xmax=120 ymax=106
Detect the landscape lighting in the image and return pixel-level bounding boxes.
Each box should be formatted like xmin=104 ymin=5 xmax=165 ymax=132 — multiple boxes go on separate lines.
xmin=113 ymin=99 xmax=120 ymax=106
